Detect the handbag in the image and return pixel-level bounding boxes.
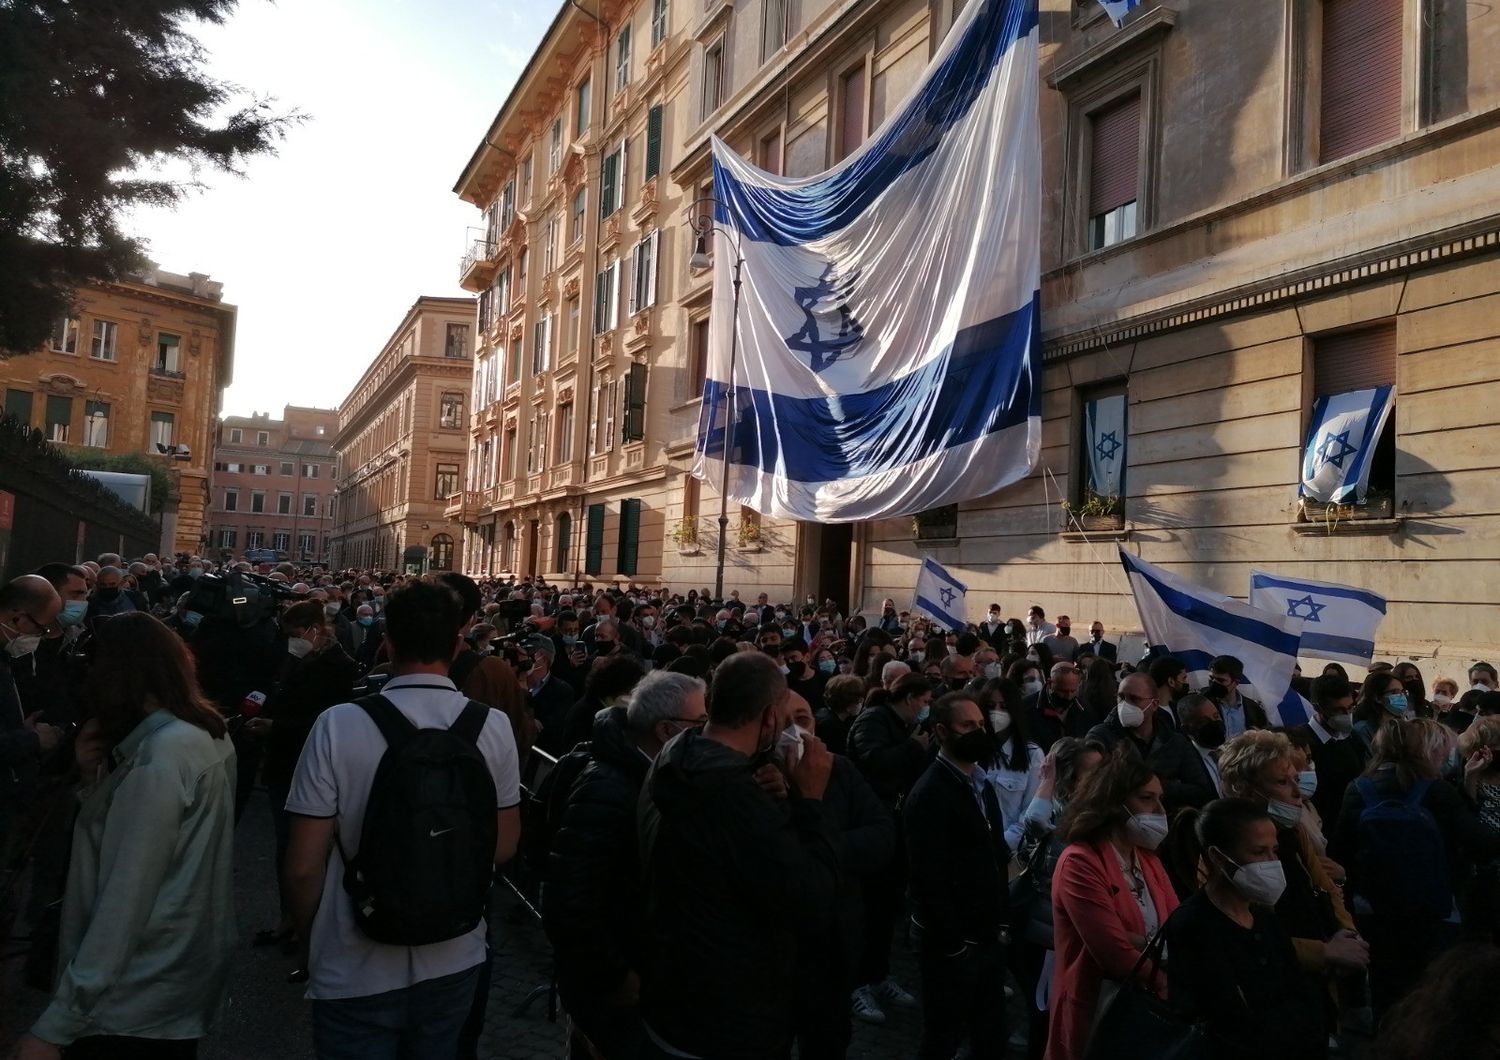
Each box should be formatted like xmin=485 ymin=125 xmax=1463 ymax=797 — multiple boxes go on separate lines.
xmin=1082 ymin=910 xmax=1210 ymax=1060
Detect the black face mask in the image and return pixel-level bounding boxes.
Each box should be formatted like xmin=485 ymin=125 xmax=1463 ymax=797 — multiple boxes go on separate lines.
xmin=96 ymin=587 xmax=121 ymax=602
xmin=1049 ymin=690 xmax=1072 ymax=707
xmin=949 ymin=677 xmax=968 ymax=691
xmin=948 ymin=729 xmax=991 ymax=764
xmin=1190 ymin=719 xmax=1226 ymax=750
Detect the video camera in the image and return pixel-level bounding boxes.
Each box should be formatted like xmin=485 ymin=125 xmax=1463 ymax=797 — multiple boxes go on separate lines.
xmin=183 ymin=568 xmax=304 ymax=631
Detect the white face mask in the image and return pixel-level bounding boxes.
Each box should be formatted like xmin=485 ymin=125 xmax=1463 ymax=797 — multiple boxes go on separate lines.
xmin=1116 ymin=698 xmax=1146 ymax=729
xmin=983 ymin=662 xmax=1002 ymax=679
xmin=1123 ymin=810 xmax=1169 ymax=850
xmin=1432 ymin=692 xmax=1453 ymax=707
xmin=908 ymin=651 xmax=924 ymax=664
xmin=1296 ymin=770 xmax=1318 ymax=799
xmin=642 ymin=616 xmax=656 ymax=629
xmin=1023 ymin=678 xmax=1044 ymax=697
xmin=989 ymin=710 xmax=1011 ymax=735
xmin=1473 ymin=681 xmax=1493 ymax=693
xmin=776 ymin=724 xmax=804 ymax=769
xmin=287 ymin=636 xmax=314 ymax=658
xmin=1267 ymin=798 xmax=1302 ymax=830
xmin=4 ymin=631 xmax=41 ymax=659
xmin=1222 ymin=854 xmax=1287 ymax=906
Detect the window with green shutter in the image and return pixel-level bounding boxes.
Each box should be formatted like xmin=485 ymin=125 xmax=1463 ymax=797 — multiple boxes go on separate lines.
xmin=617 ymin=498 xmax=641 ymax=575
xmin=4 ymin=389 xmax=32 ymax=425
xmin=585 ymin=502 xmax=605 ymax=575
xmin=600 ymin=151 xmax=618 ymax=219
xmin=623 ymin=362 xmax=648 ymax=442
xmin=646 ymin=105 xmax=663 ymax=179
xmin=45 ymin=394 xmax=73 ymax=443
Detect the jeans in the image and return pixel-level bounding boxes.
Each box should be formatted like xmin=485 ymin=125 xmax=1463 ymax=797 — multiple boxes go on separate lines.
xmin=311 ymin=964 xmax=483 ymax=1060
xmin=917 ymin=938 xmax=1008 ymax=1060
xmin=64 ymin=1038 xmax=197 ymax=1059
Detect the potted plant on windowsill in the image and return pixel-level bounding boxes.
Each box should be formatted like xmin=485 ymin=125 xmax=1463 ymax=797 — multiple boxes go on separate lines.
xmin=1062 ymin=492 xmax=1124 ymax=531
xmin=672 ymin=518 xmax=701 ymax=554
xmin=911 ymin=504 xmax=959 ymax=541
xmin=1298 ymin=487 xmax=1394 ymax=529
xmin=735 ymin=519 xmax=762 ymax=551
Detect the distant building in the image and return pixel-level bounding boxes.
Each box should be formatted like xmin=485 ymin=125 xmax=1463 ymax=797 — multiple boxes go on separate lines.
xmin=0 ymin=263 xmax=236 ymax=556
xmin=329 ymin=297 xmax=473 ymax=572
xmin=207 ymin=405 xmax=339 ymax=563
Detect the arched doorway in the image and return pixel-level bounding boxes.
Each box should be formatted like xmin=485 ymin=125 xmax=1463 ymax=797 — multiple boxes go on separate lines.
xmin=430 ymin=533 xmax=454 ymax=571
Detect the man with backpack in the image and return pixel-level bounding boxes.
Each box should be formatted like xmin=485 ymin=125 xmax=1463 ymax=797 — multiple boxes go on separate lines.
xmin=282 ymin=579 xmax=523 ymax=1059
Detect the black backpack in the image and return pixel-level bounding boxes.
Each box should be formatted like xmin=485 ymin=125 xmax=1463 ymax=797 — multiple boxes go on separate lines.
xmin=1354 ymin=777 xmax=1453 ymax=919
xmin=341 ymin=693 xmax=499 ymax=946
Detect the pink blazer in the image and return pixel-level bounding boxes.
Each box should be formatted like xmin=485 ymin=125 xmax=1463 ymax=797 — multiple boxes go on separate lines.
xmin=1043 ymin=839 xmax=1180 ymax=1060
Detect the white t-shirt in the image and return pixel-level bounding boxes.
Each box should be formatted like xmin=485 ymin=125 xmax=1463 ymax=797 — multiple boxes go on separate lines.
xmin=285 ymin=674 xmax=522 ymax=1000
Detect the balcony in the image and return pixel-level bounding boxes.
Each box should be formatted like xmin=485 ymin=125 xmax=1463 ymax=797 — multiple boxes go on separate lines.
xmin=458 ymin=237 xmax=500 ymax=291
xmin=444 ymin=490 xmax=482 ymax=523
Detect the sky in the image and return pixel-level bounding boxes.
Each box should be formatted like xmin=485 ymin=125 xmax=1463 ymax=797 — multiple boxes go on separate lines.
xmin=125 ymin=0 xmax=554 ymax=419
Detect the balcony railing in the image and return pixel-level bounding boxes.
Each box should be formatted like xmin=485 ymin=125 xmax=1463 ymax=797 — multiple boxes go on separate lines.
xmin=444 ymin=489 xmax=482 ymax=523
xmin=458 ymin=238 xmax=499 ymax=291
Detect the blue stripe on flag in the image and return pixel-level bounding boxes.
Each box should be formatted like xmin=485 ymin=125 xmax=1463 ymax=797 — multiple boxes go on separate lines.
xmin=914 ymin=593 xmax=964 ymax=630
xmin=923 ymin=559 xmax=967 ymax=594
xmin=712 ymin=0 xmax=1039 ymax=245
xmin=698 ymin=294 xmax=1039 ymax=481
xmin=1337 ymin=386 xmax=1390 ymax=503
xmin=1248 ymin=573 xmax=1388 ymax=613
xmin=1120 ymin=553 xmax=1302 ymax=658
xmin=1301 ymin=633 xmax=1376 ymax=659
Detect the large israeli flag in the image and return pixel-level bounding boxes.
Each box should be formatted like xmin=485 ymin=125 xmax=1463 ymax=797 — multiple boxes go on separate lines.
xmin=1249 ymin=571 xmax=1387 ymax=667
xmin=1300 ymin=386 xmax=1394 ymax=504
xmin=693 ymin=0 xmax=1041 ymax=522
xmin=913 ymin=557 xmax=969 ymax=631
xmin=1097 ymin=0 xmax=1140 ymax=25
xmin=1085 ymin=392 xmax=1127 ymax=498
xmin=1121 ymin=550 xmax=1310 ymax=726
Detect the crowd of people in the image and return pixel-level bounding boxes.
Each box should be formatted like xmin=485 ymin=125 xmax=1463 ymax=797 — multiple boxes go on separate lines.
xmin=2 ymin=554 xmax=1499 ymax=1059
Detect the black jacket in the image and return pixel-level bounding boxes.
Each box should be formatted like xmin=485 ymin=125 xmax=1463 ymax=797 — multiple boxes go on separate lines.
xmin=1084 ymin=638 xmax=1117 ymax=662
xmin=847 ymin=702 xmax=928 ymax=808
xmin=542 ymin=706 xmax=649 ymax=995
xmin=1205 ymin=688 xmax=1270 ymax=732
xmin=903 ymin=755 xmax=1011 ymax=953
xmin=814 ymin=757 xmax=897 ymax=987
xmin=262 ymin=643 xmax=359 ymax=787
xmin=1026 ymin=691 xmax=1093 ymax=751
xmin=1287 ymin=723 xmax=1368 ymax=827
xmin=638 ymin=731 xmax=839 ymax=1060
xmin=1086 ymin=713 xmax=1216 ymax=812
xmin=814 ymin=708 xmax=853 ymax=758
xmin=530 ymin=674 xmax=578 ymax=755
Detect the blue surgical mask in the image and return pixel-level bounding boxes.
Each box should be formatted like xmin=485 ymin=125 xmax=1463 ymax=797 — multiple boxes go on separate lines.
xmin=1385 ymin=693 xmax=1410 ymax=715
xmin=915 ymin=706 xmax=930 ymax=724
xmin=358 ymin=616 xmax=374 ymax=628
xmin=182 ymin=610 xmax=204 ymax=631
xmin=817 ymin=659 xmax=837 ymax=675
xmin=58 ymin=600 xmax=89 ymax=627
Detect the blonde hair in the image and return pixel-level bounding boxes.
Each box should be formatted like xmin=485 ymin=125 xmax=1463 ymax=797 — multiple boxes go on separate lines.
xmin=1458 ymin=716 xmax=1500 ymax=760
xmin=1434 ymin=677 xmax=1460 ymax=699
xmin=1218 ymin=730 xmax=1295 ymax=799
xmin=1367 ymin=718 xmax=1451 ymax=788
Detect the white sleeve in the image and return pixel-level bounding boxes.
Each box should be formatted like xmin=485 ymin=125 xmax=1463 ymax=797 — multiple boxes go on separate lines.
xmin=481 ymin=712 xmax=522 ymax=810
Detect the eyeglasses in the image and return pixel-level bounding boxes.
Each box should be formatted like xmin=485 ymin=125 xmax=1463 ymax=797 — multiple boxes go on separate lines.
xmin=668 ymin=716 xmax=708 ymax=729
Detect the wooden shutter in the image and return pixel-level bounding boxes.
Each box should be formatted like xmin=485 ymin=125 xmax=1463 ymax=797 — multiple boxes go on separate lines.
xmin=1089 ymin=93 xmax=1140 ymax=218
xmin=646 ymin=106 xmax=663 ymax=178
xmin=600 ymin=151 xmax=617 ymax=218
xmin=1319 ymin=0 xmax=1403 ymax=163
xmin=616 ymin=498 xmax=641 ymax=575
xmin=585 ymin=503 xmax=605 ymax=574
xmin=557 ymin=514 xmax=572 ymax=569
xmin=624 ymin=362 xmax=648 ymax=441
xmin=5 ymin=389 xmax=32 ymax=424
xmin=594 ymin=269 xmax=609 ymax=334
xmin=1313 ymin=324 xmax=1397 ymax=396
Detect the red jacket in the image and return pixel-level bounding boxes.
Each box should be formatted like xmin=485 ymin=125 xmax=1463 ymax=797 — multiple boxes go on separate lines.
xmin=1044 ymin=839 xmax=1179 ymax=1060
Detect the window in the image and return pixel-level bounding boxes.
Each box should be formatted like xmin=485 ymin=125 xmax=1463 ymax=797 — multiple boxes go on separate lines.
xmin=431 ymin=534 xmax=455 ymax=571
xmin=533 ymin=315 xmax=552 ymax=375
xmin=702 ymin=39 xmax=724 ymax=117
xmin=645 ymin=105 xmax=664 ymax=180
xmin=4 ymin=389 xmax=30 ymax=424
xmin=155 ymin=332 xmax=181 ymax=374
xmin=501 ymin=178 xmax=516 ymax=231
xmin=278 ymin=492 xmax=292 ymax=515
xmin=230 ymin=428 xmax=242 ymax=443
xmin=623 ymin=362 xmax=648 ymax=442
xmin=504 ymin=424 xmax=518 ymax=478
xmin=253 ymin=464 xmax=270 ymax=475
xmin=302 ymin=463 xmax=320 ymax=478
xmin=688 ymin=315 xmax=711 ymax=396
xmin=616 ymin=498 xmax=642 ymax=575
xmin=251 ymin=490 xmax=266 ymax=514
xmin=594 ymin=260 xmax=621 ymax=333
xmin=518 ymin=247 xmax=528 ymax=288
xmin=762 ymin=0 xmax=787 ymax=60
xmin=576 ymin=77 xmax=592 ymax=136
xmin=600 ymin=140 xmax=626 ymax=218
xmin=90 ymin=320 xmax=117 ymax=361
xmin=1088 ymin=92 xmax=1141 ymax=250
xmin=496 ymin=267 xmax=511 ymax=316
xmin=440 ymin=391 xmax=464 ymax=429
xmin=566 ymin=296 xmax=581 ymax=356
xmin=570 ymin=188 xmax=588 ymax=246
xmin=838 ymin=62 xmax=868 ymax=160
xmin=257 ymin=430 xmax=269 ymax=446
xmin=247 ymin=530 xmax=264 ymax=550
xmin=520 ymin=155 xmax=533 ymax=204
xmin=549 ymin=117 xmax=563 ymax=173
xmin=280 ymin=461 xmax=293 ymax=475
xmin=1318 ymin=0 xmax=1402 ymax=163
xmin=445 ymin=322 xmax=470 ymax=359
xmin=217 ymin=528 xmax=237 ymax=549
xmin=224 ymin=490 xmax=239 ymax=512
xmin=51 ymin=316 xmax=79 ymax=354
xmin=651 ymin=0 xmax=668 ymax=47
xmin=615 ymin=23 xmax=632 ymax=90
xmin=83 ymin=400 xmax=109 ymax=447
xmin=556 ymin=399 xmax=575 ymax=463
xmin=501 ymin=521 xmax=517 ymax=570
xmin=1075 ymin=383 xmax=1127 ymax=524
xmin=543 ymin=214 xmax=558 ymax=275
xmin=528 ymin=414 xmax=541 ymax=474
xmin=585 ymin=503 xmax=605 ymax=575
xmin=150 ymin=411 xmax=174 ymax=448
xmin=436 ymin=463 xmax=460 ymax=499
xmin=1309 ymin=324 xmax=1397 ymax=504
xmin=508 ymin=333 xmax=523 ymax=384
xmin=630 ymin=231 xmax=659 ymax=313
xmin=303 ymin=494 xmax=318 ymax=517
xmin=758 ymin=127 xmax=783 ymax=175
xmin=299 ymin=532 xmax=316 ymax=557
xmin=605 ymin=377 xmax=618 ymax=450
xmin=589 ymin=383 xmax=600 ymax=454
xmin=272 ymin=531 xmax=290 ymax=552
xmin=45 ymin=395 xmax=72 ymax=443
xmin=556 ymin=513 xmax=573 ymax=570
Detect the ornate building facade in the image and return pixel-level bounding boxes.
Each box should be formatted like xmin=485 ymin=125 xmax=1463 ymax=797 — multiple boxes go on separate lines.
xmin=207 ymin=405 xmax=338 ymax=563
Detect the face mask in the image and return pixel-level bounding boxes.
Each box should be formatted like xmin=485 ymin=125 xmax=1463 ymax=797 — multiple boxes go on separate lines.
xmin=1433 ymin=692 xmax=1453 ymax=707
xmin=182 ymin=610 xmax=204 ymax=631
xmin=782 ymin=626 xmax=796 ymax=639
xmin=914 ymin=705 xmax=931 ymax=724
xmin=323 ymin=603 xmax=340 ymax=619
xmin=717 ymin=620 xmax=729 ymax=631
xmin=562 ymin=634 xmax=578 ymax=647
xmin=776 ymin=724 xmax=804 ymax=769
xmin=948 ymin=678 xmax=968 ymax=691
xmin=1191 ymin=719 xmax=1226 ymax=750
xmin=640 ymin=615 xmax=656 ymax=629
xmin=989 ymin=710 xmax=1011 ymax=735
xmin=1266 ymin=798 xmax=1302 ymax=830
xmin=908 ymin=651 xmax=924 ymax=665
xmin=1116 ymin=699 xmax=1146 ymax=729
xmin=95 ymin=587 xmax=121 ymax=603
xmin=358 ymin=616 xmax=374 ymax=628
xmin=1296 ymin=769 xmax=1318 ymax=799
xmin=1124 ymin=811 xmax=1169 ymax=851
xmin=1384 ymin=693 xmax=1409 ymax=716
xmin=1324 ymin=712 xmax=1354 ymax=735
xmin=983 ymin=662 xmax=1002 ymax=679
xmin=1473 ymin=680 xmax=1494 ymax=693
xmin=58 ymin=600 xmax=89 ymax=627
xmin=4 ymin=626 xmax=41 ymax=658
xmin=949 ymin=729 xmax=991 ymax=764
xmin=988 ymin=612 xmax=1000 ymax=622
xmin=1221 ymin=853 xmax=1288 ymax=906
xmin=1057 ymin=627 xmax=1071 ymax=637
xmin=287 ymin=637 xmax=314 ymax=658
xmin=1023 ymin=678 xmax=1044 ymax=697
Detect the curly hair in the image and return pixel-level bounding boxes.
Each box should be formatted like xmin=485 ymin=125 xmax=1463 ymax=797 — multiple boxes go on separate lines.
xmin=1217 ymin=730 xmax=1294 ymax=800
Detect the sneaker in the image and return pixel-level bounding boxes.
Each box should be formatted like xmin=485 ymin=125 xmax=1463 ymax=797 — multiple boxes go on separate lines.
xmin=851 ymin=985 xmax=887 ymax=1025
xmin=873 ymin=975 xmax=918 ymax=1009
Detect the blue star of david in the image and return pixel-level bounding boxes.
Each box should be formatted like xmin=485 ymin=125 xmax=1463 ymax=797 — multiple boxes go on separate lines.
xmin=785 ymin=263 xmax=865 ymax=373
xmin=939 ymin=586 xmax=956 ymax=608
xmin=1095 ymin=431 xmax=1122 ymax=462
xmin=1285 ymin=595 xmax=1326 ymax=623
xmin=1315 ymin=430 xmax=1357 ymax=469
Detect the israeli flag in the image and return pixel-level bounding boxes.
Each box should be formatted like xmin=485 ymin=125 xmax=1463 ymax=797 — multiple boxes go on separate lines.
xmin=1085 ymin=392 xmax=1127 ymax=498
xmin=1300 ymin=386 xmax=1394 ymax=504
xmin=913 ymin=557 xmax=969 ymax=631
xmin=1097 ymin=0 xmax=1140 ymax=25
xmin=1249 ymin=571 xmax=1387 ymax=668
xmin=1120 ymin=550 xmax=1310 ymax=726
xmin=693 ymin=0 xmax=1042 ymax=522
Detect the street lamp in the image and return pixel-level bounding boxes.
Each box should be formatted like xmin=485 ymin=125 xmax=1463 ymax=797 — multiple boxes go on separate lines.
xmin=686 ymin=196 xmax=745 ymax=605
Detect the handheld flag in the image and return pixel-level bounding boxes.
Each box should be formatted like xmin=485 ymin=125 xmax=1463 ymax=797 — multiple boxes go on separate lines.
xmin=913 ymin=558 xmax=969 ymax=632
xmin=1097 ymin=0 xmax=1140 ymax=26
xmin=1300 ymin=386 xmax=1394 ymax=504
xmin=1249 ymin=571 xmax=1386 ymax=667
xmin=1120 ymin=550 xmax=1309 ymax=725
xmin=694 ymin=0 xmax=1042 ymax=521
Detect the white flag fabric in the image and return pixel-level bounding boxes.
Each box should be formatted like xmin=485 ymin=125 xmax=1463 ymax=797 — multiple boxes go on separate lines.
xmin=912 ymin=557 xmax=969 ymax=631
xmin=1097 ymin=0 xmax=1140 ymax=25
xmin=1120 ymin=550 xmax=1310 ymax=726
xmin=1249 ymin=571 xmax=1387 ymax=667
xmin=692 ymin=0 xmax=1042 ymax=522
xmin=1085 ymin=392 xmax=1127 ymax=499
xmin=1300 ymin=386 xmax=1394 ymax=504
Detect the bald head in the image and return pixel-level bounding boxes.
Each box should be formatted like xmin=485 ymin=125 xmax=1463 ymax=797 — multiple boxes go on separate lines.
xmin=0 ymin=575 xmax=62 ymax=642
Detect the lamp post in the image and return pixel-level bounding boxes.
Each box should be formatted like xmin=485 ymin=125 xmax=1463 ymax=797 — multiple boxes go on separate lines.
xmin=686 ymin=197 xmax=745 ymax=605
